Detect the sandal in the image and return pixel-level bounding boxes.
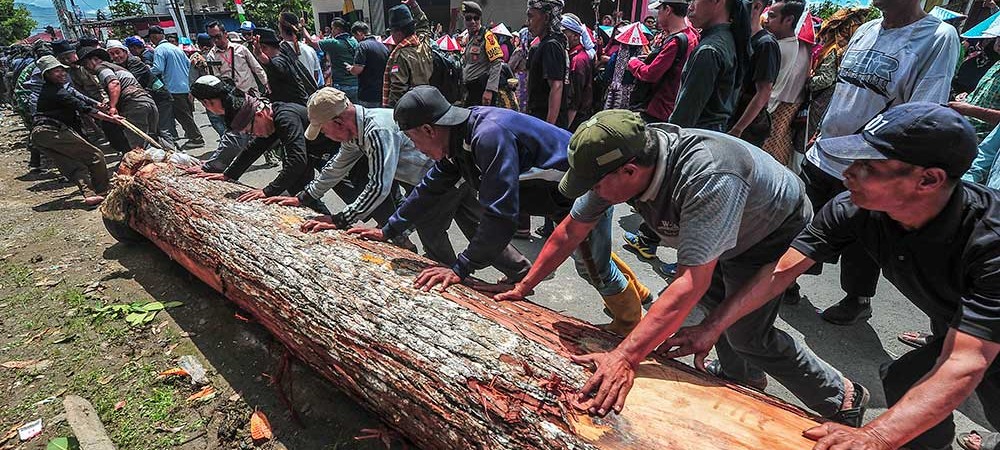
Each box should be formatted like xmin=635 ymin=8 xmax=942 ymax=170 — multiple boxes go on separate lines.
xmin=705 ymin=359 xmax=767 ymax=391
xmin=958 ymin=431 xmax=1000 ymax=450
xmin=897 ymin=331 xmax=932 ymax=349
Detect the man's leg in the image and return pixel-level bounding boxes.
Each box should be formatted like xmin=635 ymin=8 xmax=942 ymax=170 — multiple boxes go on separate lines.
xmin=203 ymin=131 xmax=250 ymax=172
xmin=32 ymin=125 xmax=109 ymax=195
xmin=100 ymin=120 xmax=130 ymax=154
xmin=881 ymin=337 xmax=955 ymax=450
xmin=171 ymin=93 xmax=204 ymax=146
xmin=449 ymin=184 xmax=531 ymax=281
xmin=153 ymin=90 xmax=176 ymax=144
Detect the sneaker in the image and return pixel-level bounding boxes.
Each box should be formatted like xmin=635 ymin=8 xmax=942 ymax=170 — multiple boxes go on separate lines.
xmin=658 ymin=262 xmax=678 ymax=277
xmin=829 ymin=380 xmax=870 ymax=427
xmin=705 ymin=359 xmax=767 ymax=391
xmin=623 ymin=231 xmax=657 ymax=259
xmin=181 ymin=139 xmax=205 ymax=150
xmin=820 ymin=296 xmax=873 ymax=325
xmin=782 ymin=282 xmax=802 ymax=305
xmin=535 ymin=223 xmax=554 ymax=238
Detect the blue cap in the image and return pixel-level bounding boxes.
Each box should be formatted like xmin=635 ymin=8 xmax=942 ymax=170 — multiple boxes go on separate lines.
xmin=240 ymin=21 xmax=255 ymax=32
xmin=124 ymin=36 xmax=145 ymax=48
xmin=816 ymin=102 xmax=978 ymax=177
xmin=196 ymin=32 xmax=211 ymax=46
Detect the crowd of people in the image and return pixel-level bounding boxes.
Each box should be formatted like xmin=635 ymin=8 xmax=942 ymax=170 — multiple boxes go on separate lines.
xmin=1 ymin=0 xmax=1000 ymax=447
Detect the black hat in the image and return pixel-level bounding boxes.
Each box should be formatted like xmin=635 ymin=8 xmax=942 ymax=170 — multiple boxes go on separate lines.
xmin=50 ymin=39 xmax=75 ymax=56
xmin=78 ymin=35 xmax=100 ymax=47
xmin=461 ymin=1 xmax=483 ymax=15
xmin=387 ymin=4 xmax=415 ymax=30
xmin=394 ymin=85 xmax=471 ymax=131
xmin=256 ymin=27 xmax=280 ymax=46
xmin=76 ymin=46 xmax=111 ymax=63
xmin=816 ymin=102 xmax=978 ymax=178
xmin=148 ymin=25 xmax=164 ymax=35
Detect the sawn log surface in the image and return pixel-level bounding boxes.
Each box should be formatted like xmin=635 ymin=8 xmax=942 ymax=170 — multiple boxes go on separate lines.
xmin=106 ymin=163 xmax=824 ymax=449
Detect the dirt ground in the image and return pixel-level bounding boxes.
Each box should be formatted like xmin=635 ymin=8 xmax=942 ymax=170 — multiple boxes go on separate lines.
xmin=0 ymin=110 xmax=394 ymax=449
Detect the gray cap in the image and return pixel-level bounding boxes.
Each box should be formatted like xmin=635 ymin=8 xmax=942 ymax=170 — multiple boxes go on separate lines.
xmin=394 ymin=86 xmax=471 ymax=131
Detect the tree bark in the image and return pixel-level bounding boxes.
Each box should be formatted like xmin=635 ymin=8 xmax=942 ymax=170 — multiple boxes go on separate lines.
xmin=103 ymin=163 xmax=825 ymax=450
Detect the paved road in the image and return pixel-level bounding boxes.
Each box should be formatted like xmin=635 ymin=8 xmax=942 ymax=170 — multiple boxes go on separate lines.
xmin=182 ymin=103 xmax=993 ymax=443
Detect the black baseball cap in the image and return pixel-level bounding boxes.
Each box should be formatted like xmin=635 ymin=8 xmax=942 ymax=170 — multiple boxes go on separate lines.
xmin=394 ymin=86 xmax=471 ymax=131
xmin=816 ymin=102 xmax=978 ymax=177
xmin=148 ymin=25 xmax=164 ymax=35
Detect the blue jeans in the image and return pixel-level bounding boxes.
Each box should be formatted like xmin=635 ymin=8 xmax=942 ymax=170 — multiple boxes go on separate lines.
xmin=203 ymin=130 xmax=251 ymax=173
xmin=568 ymin=208 xmax=629 ymax=297
xmin=207 ymin=112 xmax=227 ymax=140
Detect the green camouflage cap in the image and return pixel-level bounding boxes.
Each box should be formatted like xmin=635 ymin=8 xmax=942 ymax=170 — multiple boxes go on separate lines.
xmin=559 ymin=110 xmax=647 ymax=198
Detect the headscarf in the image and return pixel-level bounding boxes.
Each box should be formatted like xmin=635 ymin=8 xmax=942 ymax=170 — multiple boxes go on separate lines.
xmin=562 ymin=13 xmax=596 ymax=59
xmin=527 ymin=0 xmax=564 ymax=36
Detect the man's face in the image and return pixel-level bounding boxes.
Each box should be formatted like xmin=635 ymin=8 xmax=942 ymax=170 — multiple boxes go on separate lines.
xmin=687 ymin=0 xmax=717 ymax=28
xmin=764 ymin=3 xmax=794 ymax=36
xmin=56 ymin=52 xmax=76 ymax=66
xmin=465 ymin=12 xmax=482 ymax=32
xmin=645 ymin=16 xmax=656 ymax=28
xmin=199 ymin=98 xmax=224 ymax=115
xmin=128 ymin=45 xmax=143 ymax=56
xmin=320 ymin=112 xmax=358 ymax=142
xmin=167 ymin=36 xmax=178 ymax=45
xmin=150 ymin=33 xmax=164 ymax=44
xmin=208 ymin=26 xmax=229 ymax=48
xmin=563 ymin=29 xmax=581 ymax=47
xmin=108 ymin=47 xmax=128 ymax=64
xmin=526 ymin=8 xmax=547 ymax=36
xmin=81 ymin=55 xmax=100 ymax=72
xmin=842 ymin=159 xmax=922 ymax=211
xmin=657 ymin=5 xmax=672 ymax=25
xmin=591 ymin=163 xmax=650 ymax=204
xmin=404 ymin=125 xmax=448 ymax=160
xmin=248 ymin=108 xmax=275 ymax=138
xmin=44 ymin=67 xmax=68 ymax=85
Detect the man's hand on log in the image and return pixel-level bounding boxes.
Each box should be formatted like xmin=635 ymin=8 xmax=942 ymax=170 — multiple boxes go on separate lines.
xmin=570 ymin=349 xmax=636 ymax=417
xmin=183 ymin=164 xmax=205 ymax=174
xmin=237 ymin=189 xmax=267 ymax=202
xmin=263 ymin=196 xmax=301 ymax=207
xmin=301 ymin=216 xmax=337 ymax=233
xmin=346 ymin=227 xmax=386 ymax=241
xmin=413 ymin=266 xmax=461 ymax=292
xmin=661 ymin=324 xmax=720 ymax=371
xmin=803 ymin=423 xmax=893 ymax=450
xmin=493 ymin=283 xmax=533 ymax=301
xmin=192 ymin=172 xmax=229 ymax=181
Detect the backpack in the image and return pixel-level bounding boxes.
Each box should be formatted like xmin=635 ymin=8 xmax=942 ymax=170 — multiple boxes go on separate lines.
xmin=628 ymin=31 xmax=689 ymax=112
xmin=429 ymin=46 xmax=463 ymax=104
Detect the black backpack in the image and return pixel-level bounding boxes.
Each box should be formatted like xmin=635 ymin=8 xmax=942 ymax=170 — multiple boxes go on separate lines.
xmin=429 ymin=46 xmax=463 ymax=104
xmin=629 ymin=31 xmax=689 ymax=112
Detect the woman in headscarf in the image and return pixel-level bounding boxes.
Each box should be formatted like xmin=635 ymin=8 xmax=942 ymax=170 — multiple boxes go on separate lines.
xmin=508 ymin=27 xmax=532 ymax=113
xmin=806 ymin=7 xmax=869 ymax=141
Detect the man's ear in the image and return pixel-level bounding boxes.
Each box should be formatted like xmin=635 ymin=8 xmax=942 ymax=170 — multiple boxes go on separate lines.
xmin=917 ymin=168 xmax=949 ymax=191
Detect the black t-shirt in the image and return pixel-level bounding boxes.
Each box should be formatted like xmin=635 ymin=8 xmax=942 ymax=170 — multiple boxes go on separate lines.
xmin=36 ymin=81 xmax=96 ymax=132
xmin=265 ymin=42 xmax=318 ymax=106
xmin=792 ymin=184 xmax=1000 ymax=348
xmin=354 ymin=36 xmax=389 ymax=103
xmin=741 ymin=29 xmax=780 ymax=102
xmin=526 ymin=32 xmax=568 ymax=128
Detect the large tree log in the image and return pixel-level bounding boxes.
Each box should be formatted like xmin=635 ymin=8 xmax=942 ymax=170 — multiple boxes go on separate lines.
xmin=102 ymin=162 xmax=825 ymax=449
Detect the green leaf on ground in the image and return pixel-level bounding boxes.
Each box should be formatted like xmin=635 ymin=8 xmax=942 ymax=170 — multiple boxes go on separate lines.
xmin=46 ymin=437 xmax=80 ymax=450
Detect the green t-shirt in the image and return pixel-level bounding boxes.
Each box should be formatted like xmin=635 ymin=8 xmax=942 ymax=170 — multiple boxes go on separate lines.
xmin=319 ymin=33 xmax=359 ymax=86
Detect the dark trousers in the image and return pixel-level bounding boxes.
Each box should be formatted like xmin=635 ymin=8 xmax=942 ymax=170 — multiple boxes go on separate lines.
xmin=800 ymin=160 xmax=880 ymax=296
xmin=881 ymin=330 xmax=1000 ymax=449
xmin=31 ymin=123 xmax=110 ymax=197
xmin=151 ymin=89 xmax=175 ymax=144
xmin=100 ymin=119 xmax=130 ymax=154
xmin=170 ymin=93 xmax=203 ymax=142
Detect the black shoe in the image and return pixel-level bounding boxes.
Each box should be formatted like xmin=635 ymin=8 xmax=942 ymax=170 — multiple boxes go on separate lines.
xmin=535 ymin=224 xmax=554 ymax=238
xmin=181 ymin=139 xmax=205 ymax=150
xmin=782 ymin=282 xmax=802 ymax=305
xmin=820 ymin=296 xmax=872 ymax=325
xmin=829 ymin=380 xmax=869 ymax=427
xmin=705 ymin=359 xmax=767 ymax=391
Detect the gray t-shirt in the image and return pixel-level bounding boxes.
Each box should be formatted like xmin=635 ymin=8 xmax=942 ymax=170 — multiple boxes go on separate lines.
xmin=571 ymin=124 xmax=810 ymax=266
xmin=96 ymin=62 xmax=143 ymax=99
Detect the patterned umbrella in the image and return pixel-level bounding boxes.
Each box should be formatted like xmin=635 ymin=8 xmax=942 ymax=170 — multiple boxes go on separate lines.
xmin=796 ymin=10 xmax=817 ymax=44
xmin=928 ymin=6 xmax=966 ymax=22
xmin=436 ymin=34 xmax=462 ymax=52
xmin=491 ymin=23 xmax=513 ymax=38
xmin=614 ymin=22 xmax=649 ymax=46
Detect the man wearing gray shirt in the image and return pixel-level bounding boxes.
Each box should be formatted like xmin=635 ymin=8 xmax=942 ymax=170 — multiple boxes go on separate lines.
xmin=497 ymin=110 xmax=868 ymax=425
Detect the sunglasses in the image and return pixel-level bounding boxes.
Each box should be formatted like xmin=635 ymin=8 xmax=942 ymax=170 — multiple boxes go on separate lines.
xmin=464 ymin=15 xmax=481 ymax=21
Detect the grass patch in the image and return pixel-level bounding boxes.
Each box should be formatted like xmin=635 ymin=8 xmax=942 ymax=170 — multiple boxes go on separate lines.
xmin=0 ymin=260 xmax=33 ymax=289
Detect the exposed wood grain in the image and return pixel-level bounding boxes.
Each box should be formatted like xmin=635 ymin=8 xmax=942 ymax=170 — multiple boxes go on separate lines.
xmin=103 ymin=163 xmax=823 ymax=449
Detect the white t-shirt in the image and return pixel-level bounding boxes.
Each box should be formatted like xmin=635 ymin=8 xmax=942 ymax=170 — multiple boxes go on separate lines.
xmin=805 ymin=15 xmax=959 ymax=179
xmin=768 ymin=36 xmax=811 ymax=112
xmin=296 ymin=41 xmax=322 ymax=85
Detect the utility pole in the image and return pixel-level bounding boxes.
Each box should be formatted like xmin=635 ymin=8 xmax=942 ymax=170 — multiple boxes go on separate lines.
xmin=52 ymin=0 xmax=80 ymax=39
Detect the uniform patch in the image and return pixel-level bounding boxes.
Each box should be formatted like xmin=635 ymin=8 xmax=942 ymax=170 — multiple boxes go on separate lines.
xmin=484 ymin=31 xmax=503 ymax=62
xmin=390 ymin=65 xmax=400 ymax=73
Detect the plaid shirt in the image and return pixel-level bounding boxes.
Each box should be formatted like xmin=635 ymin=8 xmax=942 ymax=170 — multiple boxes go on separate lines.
xmin=968 ymin=61 xmax=1000 ymax=138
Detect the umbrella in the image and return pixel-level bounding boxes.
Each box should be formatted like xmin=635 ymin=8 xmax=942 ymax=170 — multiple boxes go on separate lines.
xmin=929 ymin=6 xmax=966 ymax=22
xmin=436 ymin=34 xmax=462 ymax=51
xmin=614 ymin=22 xmax=649 ymax=46
xmin=598 ymin=25 xmax=614 ymax=39
xmin=962 ymin=10 xmax=1000 ymax=38
xmin=383 ymin=34 xmax=396 ymax=46
xmin=491 ymin=23 xmax=513 ymax=38
xmin=796 ymin=10 xmax=816 ymax=44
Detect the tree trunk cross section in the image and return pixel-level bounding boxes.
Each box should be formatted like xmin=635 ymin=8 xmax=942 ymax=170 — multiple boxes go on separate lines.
xmin=108 ymin=163 xmax=822 ymax=449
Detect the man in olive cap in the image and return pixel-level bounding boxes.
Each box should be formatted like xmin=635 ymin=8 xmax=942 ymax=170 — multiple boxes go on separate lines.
xmin=497 ymin=109 xmax=868 ymax=426
xmin=459 ymin=1 xmax=504 ymax=107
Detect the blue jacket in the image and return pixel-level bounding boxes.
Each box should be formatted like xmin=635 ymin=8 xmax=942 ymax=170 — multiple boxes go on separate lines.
xmin=964 ymin=123 xmax=1000 ymax=188
xmin=383 ymin=107 xmax=571 ymax=279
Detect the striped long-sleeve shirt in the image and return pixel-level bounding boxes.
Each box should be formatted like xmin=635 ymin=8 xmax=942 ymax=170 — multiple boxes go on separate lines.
xmin=297 ymin=106 xmax=434 ymax=227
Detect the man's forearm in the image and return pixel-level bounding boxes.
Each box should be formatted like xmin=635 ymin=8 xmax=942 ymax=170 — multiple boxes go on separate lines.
xmin=518 ymin=216 xmax=595 ymax=291
xmin=108 ymin=82 xmax=121 ymax=109
xmin=863 ymin=332 xmax=995 ymax=447
xmin=732 ymin=86 xmax=771 ymax=132
xmin=965 ymin=104 xmax=1000 ymax=124
xmin=546 ymin=81 xmax=563 ymax=125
